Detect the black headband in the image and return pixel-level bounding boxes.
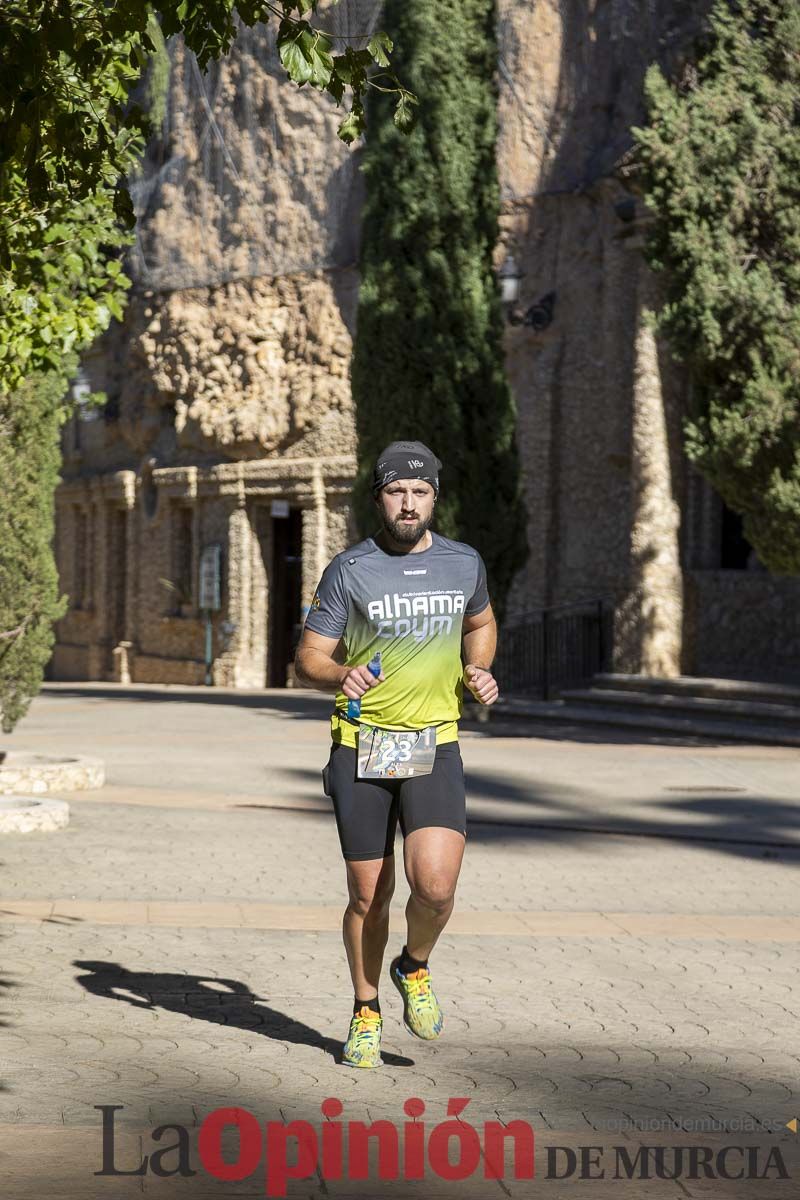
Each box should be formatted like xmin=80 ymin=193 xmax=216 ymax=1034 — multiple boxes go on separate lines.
xmin=372 ymin=441 xmax=442 ymax=497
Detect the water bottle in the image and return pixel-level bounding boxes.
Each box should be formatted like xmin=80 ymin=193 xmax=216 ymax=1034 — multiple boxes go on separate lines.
xmin=347 ymin=650 xmax=382 ymax=720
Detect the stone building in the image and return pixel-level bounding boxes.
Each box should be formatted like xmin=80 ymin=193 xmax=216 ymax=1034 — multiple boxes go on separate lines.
xmin=52 ymin=0 xmax=800 ymax=689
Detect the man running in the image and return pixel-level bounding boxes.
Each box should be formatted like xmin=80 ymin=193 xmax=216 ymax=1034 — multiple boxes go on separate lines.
xmin=295 ymin=440 xmax=498 ymax=1068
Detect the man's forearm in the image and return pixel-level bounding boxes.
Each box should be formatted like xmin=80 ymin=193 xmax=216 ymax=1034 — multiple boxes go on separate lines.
xmin=295 ymin=648 xmax=347 ymax=692
xmin=462 ymin=619 xmax=497 ymax=669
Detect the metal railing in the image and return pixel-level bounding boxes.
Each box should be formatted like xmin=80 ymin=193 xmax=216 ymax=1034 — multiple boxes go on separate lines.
xmin=493 ymin=598 xmax=614 ymax=700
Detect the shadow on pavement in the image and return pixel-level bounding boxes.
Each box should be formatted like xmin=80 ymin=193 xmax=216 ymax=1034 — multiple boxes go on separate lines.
xmin=272 ymin=766 xmax=800 ymax=862
xmin=72 ymin=961 xmax=414 ymax=1069
xmin=43 ymin=684 xmax=332 ymax=720
xmin=0 ymin=891 xmax=13 ymax=1090
xmin=0 ymin=964 xmax=13 ymax=1093
xmin=38 ymin=688 xmax=800 ymax=857
xmin=42 ymin=685 xmax=787 ymax=749
xmin=460 ymin=712 xmax=761 ymax=749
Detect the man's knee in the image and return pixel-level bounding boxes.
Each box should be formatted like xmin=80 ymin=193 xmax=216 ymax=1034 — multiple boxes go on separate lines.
xmin=410 ymin=877 xmax=455 ymax=914
xmin=346 ymin=868 xmax=394 ymax=918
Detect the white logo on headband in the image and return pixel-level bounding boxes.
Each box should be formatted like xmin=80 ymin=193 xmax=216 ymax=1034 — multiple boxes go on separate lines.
xmin=408 ymin=459 xmax=424 ymax=469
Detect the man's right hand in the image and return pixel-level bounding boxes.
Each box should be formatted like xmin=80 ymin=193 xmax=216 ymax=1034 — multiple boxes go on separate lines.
xmin=340 ymin=663 xmax=385 ymax=700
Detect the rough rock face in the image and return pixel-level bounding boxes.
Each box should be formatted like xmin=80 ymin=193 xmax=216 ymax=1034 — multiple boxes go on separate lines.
xmin=85 ymin=8 xmax=371 ymax=468
xmin=115 ymin=273 xmax=355 ymax=460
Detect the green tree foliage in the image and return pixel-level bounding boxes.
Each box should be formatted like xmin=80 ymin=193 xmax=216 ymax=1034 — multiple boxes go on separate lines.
xmin=0 ymin=165 xmax=137 ymax=402
xmin=633 ymin=0 xmax=800 ymax=573
xmin=350 ymin=0 xmax=527 ymax=619
xmin=0 ymin=14 xmax=142 ymax=397
xmin=0 ymin=376 xmax=67 ymax=732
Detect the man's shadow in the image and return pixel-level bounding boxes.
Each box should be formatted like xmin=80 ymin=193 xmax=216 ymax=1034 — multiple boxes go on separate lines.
xmin=73 ymin=961 xmax=413 ymax=1067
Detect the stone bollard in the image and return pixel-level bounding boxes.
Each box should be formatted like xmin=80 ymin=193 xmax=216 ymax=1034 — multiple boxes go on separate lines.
xmin=112 ymin=640 xmax=133 ymax=685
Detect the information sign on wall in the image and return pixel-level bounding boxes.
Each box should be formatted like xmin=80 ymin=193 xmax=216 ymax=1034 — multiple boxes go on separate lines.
xmin=199 ymin=544 xmax=222 ymax=611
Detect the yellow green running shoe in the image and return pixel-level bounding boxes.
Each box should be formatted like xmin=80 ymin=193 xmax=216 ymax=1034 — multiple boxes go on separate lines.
xmin=389 ymin=957 xmax=444 ymax=1040
xmin=342 ymin=1005 xmax=383 ymax=1068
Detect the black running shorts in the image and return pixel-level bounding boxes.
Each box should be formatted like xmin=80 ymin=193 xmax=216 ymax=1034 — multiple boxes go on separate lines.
xmin=323 ymin=741 xmax=467 ymax=861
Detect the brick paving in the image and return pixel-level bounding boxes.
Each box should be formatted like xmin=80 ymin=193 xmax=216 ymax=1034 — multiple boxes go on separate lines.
xmin=1 ymin=685 xmax=799 ymax=1198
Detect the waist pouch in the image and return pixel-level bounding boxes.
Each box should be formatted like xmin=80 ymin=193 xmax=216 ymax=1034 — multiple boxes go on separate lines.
xmin=356 ymin=723 xmax=437 ymax=779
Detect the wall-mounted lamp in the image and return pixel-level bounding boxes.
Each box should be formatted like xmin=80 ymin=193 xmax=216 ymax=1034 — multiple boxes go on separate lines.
xmin=498 ymin=253 xmax=523 ymax=305
xmin=498 ymin=254 xmax=556 ymax=330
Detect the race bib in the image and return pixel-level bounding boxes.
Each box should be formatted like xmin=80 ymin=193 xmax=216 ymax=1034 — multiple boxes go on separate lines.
xmin=357 ymin=724 xmax=437 ymax=779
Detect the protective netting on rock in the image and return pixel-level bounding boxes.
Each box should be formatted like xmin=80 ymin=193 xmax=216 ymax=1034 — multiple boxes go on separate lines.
xmin=129 ymin=1 xmax=381 ymax=292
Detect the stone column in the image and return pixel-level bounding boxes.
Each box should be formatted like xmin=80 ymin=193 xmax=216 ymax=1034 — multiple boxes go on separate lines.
xmin=122 ymin=472 xmax=137 ymax=649
xmin=301 ymin=462 xmax=328 ymax=608
xmin=215 ymin=467 xmax=263 ymax=688
xmin=615 ymin=272 xmax=684 ymax=676
xmin=186 ymin=466 xmax=200 ymax=609
xmin=87 ymin=480 xmax=108 ymax=679
xmin=326 ymin=495 xmax=353 ymax=560
xmin=102 ymin=472 xmax=137 ymax=683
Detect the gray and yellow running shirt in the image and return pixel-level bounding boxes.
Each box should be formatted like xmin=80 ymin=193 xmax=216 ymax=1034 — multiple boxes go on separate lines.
xmin=305 ymin=532 xmax=490 ymax=748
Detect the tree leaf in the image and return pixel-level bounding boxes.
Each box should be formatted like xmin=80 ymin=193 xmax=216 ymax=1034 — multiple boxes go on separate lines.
xmin=106 ymin=293 xmax=124 ymax=321
xmin=278 ymin=22 xmax=315 ymax=85
xmin=367 ymin=31 xmax=393 ymax=68
xmin=327 ymin=74 xmax=345 ymax=105
xmin=277 ymin=20 xmax=333 ymax=89
xmin=394 ymin=91 xmax=419 ymax=133
xmin=306 ymin=32 xmax=334 ymax=88
xmin=338 ymin=103 xmax=364 ymax=145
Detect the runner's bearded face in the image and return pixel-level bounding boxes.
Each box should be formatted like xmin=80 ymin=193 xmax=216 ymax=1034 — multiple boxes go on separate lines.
xmin=377 ymin=479 xmax=436 ymax=546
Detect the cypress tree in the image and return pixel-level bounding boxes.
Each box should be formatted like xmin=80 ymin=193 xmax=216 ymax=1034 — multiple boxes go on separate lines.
xmin=351 ymin=0 xmax=527 ymax=619
xmin=633 ymin=0 xmax=800 ymax=573
xmin=0 ymin=376 xmax=67 ymax=732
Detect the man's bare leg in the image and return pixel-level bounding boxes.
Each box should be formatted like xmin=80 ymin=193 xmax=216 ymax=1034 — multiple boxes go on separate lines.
xmin=403 ymin=827 xmax=465 ymax=960
xmin=343 ymin=855 xmax=395 ymax=1001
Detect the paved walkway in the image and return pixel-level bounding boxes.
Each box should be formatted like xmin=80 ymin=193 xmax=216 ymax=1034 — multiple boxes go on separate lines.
xmin=1 ymin=684 xmax=799 ymax=1198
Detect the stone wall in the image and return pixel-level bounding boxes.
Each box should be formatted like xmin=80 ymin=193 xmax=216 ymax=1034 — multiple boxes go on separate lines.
xmin=687 ymin=572 xmax=800 ymax=683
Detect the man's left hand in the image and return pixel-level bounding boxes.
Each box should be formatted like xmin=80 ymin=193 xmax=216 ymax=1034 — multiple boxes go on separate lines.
xmin=463 ymin=664 xmax=499 ymax=706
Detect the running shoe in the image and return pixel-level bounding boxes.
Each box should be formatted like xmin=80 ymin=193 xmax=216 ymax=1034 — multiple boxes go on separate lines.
xmin=342 ymin=1005 xmax=383 ymax=1068
xmin=389 ymin=956 xmax=444 ymax=1040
